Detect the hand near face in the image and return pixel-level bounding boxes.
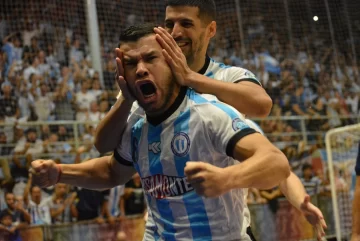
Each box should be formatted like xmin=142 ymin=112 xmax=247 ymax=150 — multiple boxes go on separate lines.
xmin=154 ymin=27 xmax=193 ymax=87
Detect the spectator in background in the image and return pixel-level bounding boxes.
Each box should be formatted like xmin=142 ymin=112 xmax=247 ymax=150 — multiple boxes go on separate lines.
xmin=23 ymin=57 xmax=40 ymax=82
xmin=33 ymin=83 xmax=54 ymax=121
xmin=23 ymin=174 xmax=51 ymax=225
xmin=1 ymin=192 xmax=30 ymax=225
xmin=42 ymin=184 xmax=77 ymax=224
xmin=0 ymin=82 xmax=19 ymax=143
xmin=104 ymin=185 xmax=125 ymax=224
xmin=69 ymin=39 xmax=84 ymax=64
xmin=0 ymin=210 xmax=22 ymax=241
xmin=300 ymin=164 xmax=322 ymax=196
xmin=75 ymin=80 xmax=96 ymax=121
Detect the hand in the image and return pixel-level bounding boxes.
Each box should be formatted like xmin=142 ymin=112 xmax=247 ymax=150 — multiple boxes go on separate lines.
xmin=30 ymin=159 xmax=60 ymax=188
xmin=95 ymin=217 xmax=105 ymax=224
xmin=300 ymin=195 xmax=327 ymax=240
xmin=114 ymin=48 xmax=135 ymax=102
xmin=108 ymin=216 xmax=116 ymax=225
xmin=184 ymin=162 xmax=229 ymax=198
xmin=154 ymin=27 xmax=193 ymax=86
xmin=64 ymin=192 xmax=77 ymax=206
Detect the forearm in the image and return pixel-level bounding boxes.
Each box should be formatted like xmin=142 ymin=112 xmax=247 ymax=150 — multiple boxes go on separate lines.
xmin=188 ymin=72 xmax=272 ymax=117
xmin=226 ymin=150 xmax=290 ymax=190
xmin=94 ymin=95 xmax=133 ymax=153
xmin=353 ymin=177 xmax=360 ymax=236
xmin=59 ymin=156 xmax=120 ymax=190
xmin=279 ymin=172 xmax=307 ymax=210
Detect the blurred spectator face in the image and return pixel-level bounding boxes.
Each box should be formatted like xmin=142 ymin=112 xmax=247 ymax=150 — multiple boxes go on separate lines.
xmin=303 ymin=166 xmax=313 ymax=179
xmin=15 ymin=196 xmax=24 ymax=208
xmin=31 ymin=186 xmax=42 ymax=204
xmin=54 ymin=184 xmax=68 ymax=197
xmin=5 ymin=193 xmax=16 ymax=210
xmin=27 ymin=130 xmax=37 ymax=142
xmin=1 ymin=214 xmax=12 ymax=227
xmin=38 ymin=51 xmax=46 ymax=62
xmin=93 ymin=71 xmax=99 ymax=79
xmin=164 ymin=6 xmax=215 ymax=66
xmin=32 ymin=57 xmax=40 ymax=67
xmin=2 ymin=85 xmax=12 ymax=96
xmin=61 ymin=66 xmax=70 ymax=77
xmin=49 ymin=133 xmax=58 ymax=142
xmin=99 ymin=100 xmax=109 ymax=113
xmin=31 ymin=37 xmax=38 ymax=47
xmin=73 ymin=39 xmax=80 ymax=49
xmin=0 ymin=132 xmax=6 ymax=144
xmin=40 ymin=83 xmax=48 ymax=95
xmin=90 ymin=101 xmax=98 ymax=112
xmin=58 ymin=126 xmax=67 ymax=135
xmin=13 ymin=38 xmax=21 ymax=48
xmin=92 ymin=80 xmax=101 ymax=90
xmin=81 ymin=81 xmax=89 ymax=92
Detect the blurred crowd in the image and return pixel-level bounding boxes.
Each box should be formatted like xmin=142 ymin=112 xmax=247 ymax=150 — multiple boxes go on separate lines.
xmin=0 ymin=0 xmax=358 ymax=236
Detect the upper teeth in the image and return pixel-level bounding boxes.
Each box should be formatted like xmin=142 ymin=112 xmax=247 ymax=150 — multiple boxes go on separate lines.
xmin=177 ymin=42 xmax=187 ymax=47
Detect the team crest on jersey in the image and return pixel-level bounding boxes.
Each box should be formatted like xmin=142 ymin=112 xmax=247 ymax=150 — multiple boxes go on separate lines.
xmin=142 ymin=174 xmax=194 ymax=199
xmin=132 ymin=137 xmax=139 ymax=163
xmin=171 ymin=132 xmax=190 ymax=157
xmin=232 ymin=118 xmax=248 ymax=131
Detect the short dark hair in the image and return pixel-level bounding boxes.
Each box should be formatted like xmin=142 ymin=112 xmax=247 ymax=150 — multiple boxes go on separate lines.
xmin=119 ymin=23 xmax=158 ymax=47
xmin=165 ymin=0 xmax=216 ymax=23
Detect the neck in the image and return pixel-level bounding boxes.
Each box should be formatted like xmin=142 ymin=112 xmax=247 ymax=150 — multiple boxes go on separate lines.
xmin=190 ymin=54 xmax=206 ymax=73
xmin=146 ymin=87 xmax=188 ymax=126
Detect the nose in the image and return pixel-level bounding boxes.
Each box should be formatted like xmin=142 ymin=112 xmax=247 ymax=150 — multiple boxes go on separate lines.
xmin=171 ymin=22 xmax=183 ymax=39
xmin=136 ymin=62 xmax=149 ymax=78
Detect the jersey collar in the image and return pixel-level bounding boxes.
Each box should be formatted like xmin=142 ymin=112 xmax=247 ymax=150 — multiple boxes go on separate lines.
xmin=146 ymin=87 xmax=188 ymax=126
xmin=198 ymin=55 xmax=210 ymax=75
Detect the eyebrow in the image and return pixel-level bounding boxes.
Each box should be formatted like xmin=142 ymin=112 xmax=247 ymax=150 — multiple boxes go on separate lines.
xmin=123 ymin=50 xmax=159 ymax=61
xmin=165 ymin=18 xmax=194 ymax=23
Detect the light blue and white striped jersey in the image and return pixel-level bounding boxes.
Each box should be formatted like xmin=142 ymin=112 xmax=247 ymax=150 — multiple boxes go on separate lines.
xmin=115 ymin=88 xmax=259 ymax=241
xmin=105 ymin=185 xmax=125 ymax=217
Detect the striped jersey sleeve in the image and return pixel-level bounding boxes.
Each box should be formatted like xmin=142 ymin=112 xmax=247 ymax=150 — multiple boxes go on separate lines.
xmin=194 ymin=101 xmax=257 ymax=158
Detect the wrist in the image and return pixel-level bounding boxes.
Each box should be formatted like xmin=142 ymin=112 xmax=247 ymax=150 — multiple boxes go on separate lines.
xmin=186 ymin=71 xmax=200 ymax=89
xmin=223 ymin=166 xmax=236 ymax=191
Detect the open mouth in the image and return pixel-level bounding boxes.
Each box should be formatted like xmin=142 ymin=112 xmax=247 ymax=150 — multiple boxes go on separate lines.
xmin=176 ymin=42 xmax=190 ymax=48
xmin=139 ymin=82 xmax=157 ymax=98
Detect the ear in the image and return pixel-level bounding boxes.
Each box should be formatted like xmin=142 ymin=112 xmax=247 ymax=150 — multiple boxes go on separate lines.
xmin=208 ymin=21 xmax=217 ymax=39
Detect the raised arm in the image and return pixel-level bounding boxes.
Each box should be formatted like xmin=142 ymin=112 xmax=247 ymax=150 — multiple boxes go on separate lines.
xmin=154 ymin=27 xmax=272 ymax=118
xmin=226 ymin=133 xmax=290 ymax=189
xmin=94 ymin=48 xmax=134 ymax=153
xmin=31 ymin=155 xmax=136 ymax=190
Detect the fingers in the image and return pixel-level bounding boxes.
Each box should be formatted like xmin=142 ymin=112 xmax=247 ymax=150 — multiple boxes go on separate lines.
xmin=184 ymin=162 xmax=206 ymax=176
xmin=30 ymin=159 xmax=47 ymax=174
xmin=154 ymin=27 xmax=182 ymax=55
xmin=115 ymin=48 xmax=124 ymax=78
xmin=154 ymin=27 xmax=178 ymax=48
xmin=303 ymin=194 xmax=311 ymax=205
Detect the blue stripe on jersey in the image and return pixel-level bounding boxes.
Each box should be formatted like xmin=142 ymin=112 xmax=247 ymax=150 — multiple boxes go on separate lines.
xmin=205 ymin=71 xmax=214 ymax=77
xmin=131 ymin=119 xmax=144 ymax=175
xmin=148 ymin=124 xmax=177 ymax=240
xmin=173 ymin=108 xmax=212 ymax=240
xmin=211 ymin=102 xmax=239 ymax=120
xmin=111 ymin=187 xmax=118 ymax=216
xmin=187 ymin=90 xmax=210 ymax=104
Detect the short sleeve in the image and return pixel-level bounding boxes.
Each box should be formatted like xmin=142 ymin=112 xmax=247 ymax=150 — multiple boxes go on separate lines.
xmin=356 ymin=141 xmax=360 ymax=176
xmin=224 ymin=67 xmax=261 ymax=86
xmin=195 ymin=102 xmax=257 ymax=158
